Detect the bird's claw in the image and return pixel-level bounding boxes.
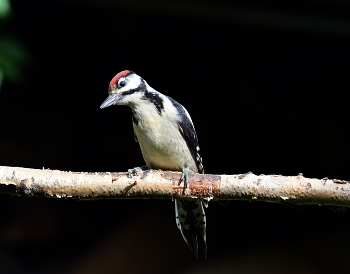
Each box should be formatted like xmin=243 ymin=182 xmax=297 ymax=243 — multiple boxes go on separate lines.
xmin=179 ymin=167 xmax=193 ymax=189
xmin=127 ymin=166 xmax=149 ymax=178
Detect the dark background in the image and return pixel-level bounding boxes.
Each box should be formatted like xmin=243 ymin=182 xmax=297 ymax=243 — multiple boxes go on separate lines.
xmin=1 ymin=0 xmax=350 ymax=273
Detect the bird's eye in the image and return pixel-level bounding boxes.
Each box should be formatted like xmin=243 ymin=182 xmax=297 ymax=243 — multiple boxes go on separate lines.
xmin=119 ymin=80 xmax=126 ymax=88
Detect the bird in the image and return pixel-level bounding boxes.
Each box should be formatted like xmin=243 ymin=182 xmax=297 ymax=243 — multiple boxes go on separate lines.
xmin=100 ymin=70 xmax=207 ymax=258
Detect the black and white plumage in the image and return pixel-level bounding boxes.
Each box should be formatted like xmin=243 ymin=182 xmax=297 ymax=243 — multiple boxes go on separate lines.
xmin=100 ymin=70 xmax=207 ymax=258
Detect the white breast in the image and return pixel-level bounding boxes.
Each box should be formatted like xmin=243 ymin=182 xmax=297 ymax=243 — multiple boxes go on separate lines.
xmin=132 ymin=97 xmax=197 ymax=172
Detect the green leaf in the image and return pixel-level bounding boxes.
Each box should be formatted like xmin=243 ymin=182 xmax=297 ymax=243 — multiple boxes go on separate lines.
xmin=0 ymin=0 xmax=11 ymax=19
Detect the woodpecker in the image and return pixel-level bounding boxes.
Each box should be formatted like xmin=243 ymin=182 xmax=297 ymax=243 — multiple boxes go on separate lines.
xmin=100 ymin=70 xmax=206 ymax=258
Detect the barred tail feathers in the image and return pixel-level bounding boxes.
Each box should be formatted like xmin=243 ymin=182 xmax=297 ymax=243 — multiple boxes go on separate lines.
xmin=175 ymin=199 xmax=207 ymax=258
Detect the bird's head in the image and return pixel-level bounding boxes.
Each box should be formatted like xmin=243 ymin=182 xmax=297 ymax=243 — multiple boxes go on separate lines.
xmin=100 ymin=70 xmax=146 ymax=109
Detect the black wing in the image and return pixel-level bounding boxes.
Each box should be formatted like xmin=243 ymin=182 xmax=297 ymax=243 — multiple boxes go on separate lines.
xmin=166 ymin=96 xmax=204 ymax=174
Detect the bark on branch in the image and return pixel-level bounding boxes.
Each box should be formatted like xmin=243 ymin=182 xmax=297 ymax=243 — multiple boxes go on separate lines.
xmin=1 ymin=165 xmax=350 ymax=207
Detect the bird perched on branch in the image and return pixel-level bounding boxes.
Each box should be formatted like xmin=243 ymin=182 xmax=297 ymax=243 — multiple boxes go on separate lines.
xmin=100 ymin=70 xmax=207 ymax=258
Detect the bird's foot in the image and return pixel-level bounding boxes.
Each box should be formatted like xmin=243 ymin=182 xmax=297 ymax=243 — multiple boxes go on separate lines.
xmin=127 ymin=166 xmax=149 ymax=179
xmin=179 ymin=167 xmax=194 ymax=189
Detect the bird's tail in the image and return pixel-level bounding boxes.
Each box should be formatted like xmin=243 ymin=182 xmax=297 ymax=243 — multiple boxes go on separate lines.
xmin=175 ymin=199 xmax=207 ymax=258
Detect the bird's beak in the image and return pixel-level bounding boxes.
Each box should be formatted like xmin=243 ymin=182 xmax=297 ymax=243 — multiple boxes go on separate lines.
xmin=100 ymin=93 xmax=122 ymax=109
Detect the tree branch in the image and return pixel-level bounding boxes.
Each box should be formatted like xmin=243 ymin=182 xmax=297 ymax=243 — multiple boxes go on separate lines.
xmin=1 ymin=165 xmax=350 ymax=207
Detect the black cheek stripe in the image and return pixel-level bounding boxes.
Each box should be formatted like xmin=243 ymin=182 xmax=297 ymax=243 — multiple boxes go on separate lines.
xmin=141 ymin=90 xmax=164 ymax=115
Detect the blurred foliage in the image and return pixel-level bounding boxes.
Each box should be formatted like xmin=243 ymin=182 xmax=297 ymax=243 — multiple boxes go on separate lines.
xmin=0 ymin=0 xmax=11 ymax=18
xmin=0 ymin=0 xmax=28 ymax=90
